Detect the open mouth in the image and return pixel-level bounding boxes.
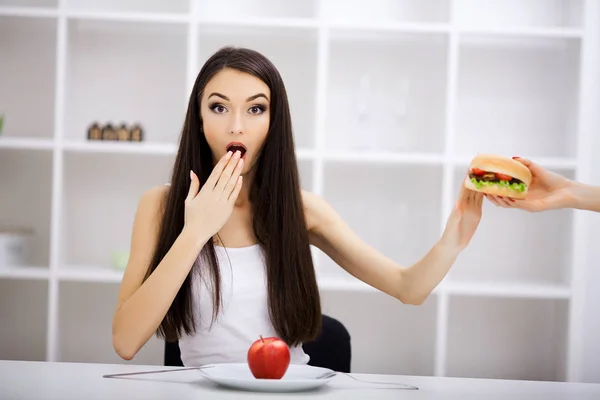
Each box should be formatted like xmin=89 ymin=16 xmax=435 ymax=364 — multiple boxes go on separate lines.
xmin=226 ymin=142 xmax=247 ymax=158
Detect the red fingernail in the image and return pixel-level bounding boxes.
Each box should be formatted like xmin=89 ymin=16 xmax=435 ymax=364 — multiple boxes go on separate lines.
xmin=512 ymin=156 xmax=520 ymax=159
xmin=510 ymin=199 xmax=515 ymax=202
xmin=498 ymin=196 xmax=503 ymax=199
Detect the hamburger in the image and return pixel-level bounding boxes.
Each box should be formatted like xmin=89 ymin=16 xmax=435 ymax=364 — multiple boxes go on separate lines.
xmin=464 ymin=154 xmax=532 ymax=199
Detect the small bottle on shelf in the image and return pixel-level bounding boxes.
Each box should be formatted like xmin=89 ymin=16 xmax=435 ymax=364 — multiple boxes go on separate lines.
xmin=87 ymin=122 xmax=102 ymax=140
xmin=116 ymin=123 xmax=130 ymax=141
xmin=130 ymin=123 xmax=143 ymax=142
xmin=102 ymin=123 xmax=118 ymax=141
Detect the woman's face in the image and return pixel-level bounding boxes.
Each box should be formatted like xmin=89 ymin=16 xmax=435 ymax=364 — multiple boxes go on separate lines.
xmin=200 ymin=68 xmax=271 ymax=174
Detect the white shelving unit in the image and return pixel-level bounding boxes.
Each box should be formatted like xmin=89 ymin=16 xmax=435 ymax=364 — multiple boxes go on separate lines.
xmin=1 ymin=0 xmax=598 ymax=383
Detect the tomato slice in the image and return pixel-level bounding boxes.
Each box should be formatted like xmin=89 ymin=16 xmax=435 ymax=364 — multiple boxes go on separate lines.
xmin=471 ymin=168 xmax=486 ymax=176
xmin=496 ymin=173 xmax=512 ymax=181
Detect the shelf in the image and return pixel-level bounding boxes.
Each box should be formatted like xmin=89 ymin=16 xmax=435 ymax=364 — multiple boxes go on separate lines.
xmin=448 ymin=167 xmax=575 ymax=286
xmin=0 ymin=266 xmax=50 ymax=280
xmin=454 ymin=34 xmax=580 ymax=159
xmin=58 ymin=281 xmax=164 ymax=364
xmin=65 ymin=10 xmax=189 ymax=24
xmin=0 ymin=137 xmax=54 ymax=150
xmin=0 ymin=280 xmax=48 ymax=361
xmin=195 ymin=0 xmax=317 ymax=20
xmin=197 ymin=25 xmax=318 ymax=150
xmin=58 ymin=265 xmax=123 ymax=283
xmin=321 ymin=0 xmax=450 ymax=24
xmin=319 ymin=162 xmax=443 ymax=278
xmin=454 ymin=0 xmax=583 ymax=30
xmin=64 ymin=18 xmax=187 ymax=144
xmin=326 ymin=29 xmax=448 ymax=153
xmin=64 ymin=0 xmax=188 ymax=14
xmin=0 ymin=5 xmax=58 ymax=17
xmin=446 ymin=296 xmax=568 ymax=381
xmin=458 ymin=26 xmax=583 ymax=39
xmin=442 ymin=281 xmax=571 ymax=300
xmin=62 ymin=139 xmax=176 ymax=154
xmin=320 ymin=289 xmax=437 ymax=376
xmin=62 ymin=152 xmax=175 ymax=267
xmin=0 ymin=14 xmax=56 ymax=139
xmin=0 ymin=149 xmax=53 ymax=267
xmin=324 ymin=151 xmax=445 ymax=165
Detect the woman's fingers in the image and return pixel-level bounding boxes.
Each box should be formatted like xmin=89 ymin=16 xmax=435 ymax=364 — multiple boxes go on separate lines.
xmin=486 ymin=195 xmax=515 ymax=208
xmin=223 ymin=157 xmax=244 ymax=199
xmin=228 ymin=176 xmax=244 ymax=203
xmin=215 ymin=151 xmax=242 ymax=195
xmin=205 ymin=151 xmax=233 ymax=190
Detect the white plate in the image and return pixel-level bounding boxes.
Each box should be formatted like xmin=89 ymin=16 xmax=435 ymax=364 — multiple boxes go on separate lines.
xmin=197 ymin=363 xmax=337 ymax=392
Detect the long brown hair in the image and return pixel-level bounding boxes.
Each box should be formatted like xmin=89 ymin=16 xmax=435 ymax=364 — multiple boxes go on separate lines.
xmin=144 ymin=47 xmax=321 ymax=347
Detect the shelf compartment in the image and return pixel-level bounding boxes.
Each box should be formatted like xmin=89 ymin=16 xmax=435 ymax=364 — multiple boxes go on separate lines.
xmin=58 ymin=281 xmax=164 ymax=364
xmin=0 ymin=15 xmax=56 ymax=139
xmin=0 ymin=149 xmax=53 ymax=267
xmin=196 ymin=25 xmax=318 ymax=150
xmin=64 ymin=19 xmax=187 ymax=144
xmin=454 ymin=35 xmax=580 ymax=159
xmin=0 ymin=280 xmax=48 ymax=361
xmin=319 ymin=162 xmax=443 ymax=278
xmin=64 ymin=0 xmax=188 ymax=14
xmin=447 ymin=296 xmax=568 ymax=381
xmin=195 ymin=0 xmax=317 ymax=20
xmin=321 ymin=0 xmax=450 ymax=24
xmin=448 ymin=167 xmax=574 ymax=286
xmin=326 ymin=30 xmax=448 ymax=154
xmin=320 ymin=289 xmax=437 ymax=375
xmin=454 ymin=0 xmax=583 ymax=30
xmin=62 ymin=152 xmax=175 ymax=268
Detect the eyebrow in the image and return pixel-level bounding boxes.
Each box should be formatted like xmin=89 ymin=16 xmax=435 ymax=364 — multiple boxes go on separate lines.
xmin=208 ymin=92 xmax=269 ymax=102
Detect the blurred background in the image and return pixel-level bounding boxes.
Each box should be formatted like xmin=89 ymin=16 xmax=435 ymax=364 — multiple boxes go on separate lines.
xmin=1 ymin=0 xmax=599 ymax=384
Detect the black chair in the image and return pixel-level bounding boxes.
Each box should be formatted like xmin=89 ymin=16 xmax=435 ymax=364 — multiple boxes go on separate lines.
xmin=164 ymin=314 xmax=352 ymax=372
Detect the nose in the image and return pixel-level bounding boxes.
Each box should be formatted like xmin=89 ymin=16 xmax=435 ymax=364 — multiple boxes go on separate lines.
xmin=228 ymin=110 xmax=244 ymax=136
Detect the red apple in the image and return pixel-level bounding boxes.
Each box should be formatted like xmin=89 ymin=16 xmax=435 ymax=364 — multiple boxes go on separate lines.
xmin=247 ymin=335 xmax=290 ymax=379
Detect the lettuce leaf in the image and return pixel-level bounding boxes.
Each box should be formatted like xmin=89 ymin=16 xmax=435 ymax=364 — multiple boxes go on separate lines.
xmin=470 ymin=177 xmax=526 ymax=193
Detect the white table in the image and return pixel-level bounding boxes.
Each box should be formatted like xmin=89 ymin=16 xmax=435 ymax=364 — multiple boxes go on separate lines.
xmin=1 ymin=360 xmax=600 ymax=399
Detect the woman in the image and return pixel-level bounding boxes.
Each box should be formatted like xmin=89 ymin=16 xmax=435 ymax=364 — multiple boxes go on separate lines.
xmin=486 ymin=157 xmax=600 ymax=213
xmin=111 ymin=47 xmax=484 ymax=366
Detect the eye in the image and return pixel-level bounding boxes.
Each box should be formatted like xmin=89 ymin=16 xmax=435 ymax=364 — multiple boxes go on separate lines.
xmin=248 ymin=105 xmax=266 ymax=115
xmin=209 ymin=103 xmax=227 ymax=114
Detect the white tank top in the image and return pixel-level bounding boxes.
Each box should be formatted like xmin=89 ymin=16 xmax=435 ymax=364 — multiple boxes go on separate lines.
xmin=178 ymin=243 xmax=310 ymax=367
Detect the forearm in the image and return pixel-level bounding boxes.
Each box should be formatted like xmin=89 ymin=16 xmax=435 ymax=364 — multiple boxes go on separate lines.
xmin=570 ymin=182 xmax=600 ymax=212
xmin=399 ymin=241 xmax=461 ymax=305
xmin=112 ymin=226 xmax=210 ymax=359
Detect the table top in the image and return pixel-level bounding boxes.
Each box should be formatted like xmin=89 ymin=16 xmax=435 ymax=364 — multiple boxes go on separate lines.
xmin=2 ymin=360 xmax=600 ymax=400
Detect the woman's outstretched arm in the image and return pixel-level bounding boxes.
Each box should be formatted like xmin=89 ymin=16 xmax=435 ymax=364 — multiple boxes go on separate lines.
xmin=303 ymin=177 xmax=484 ymax=305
